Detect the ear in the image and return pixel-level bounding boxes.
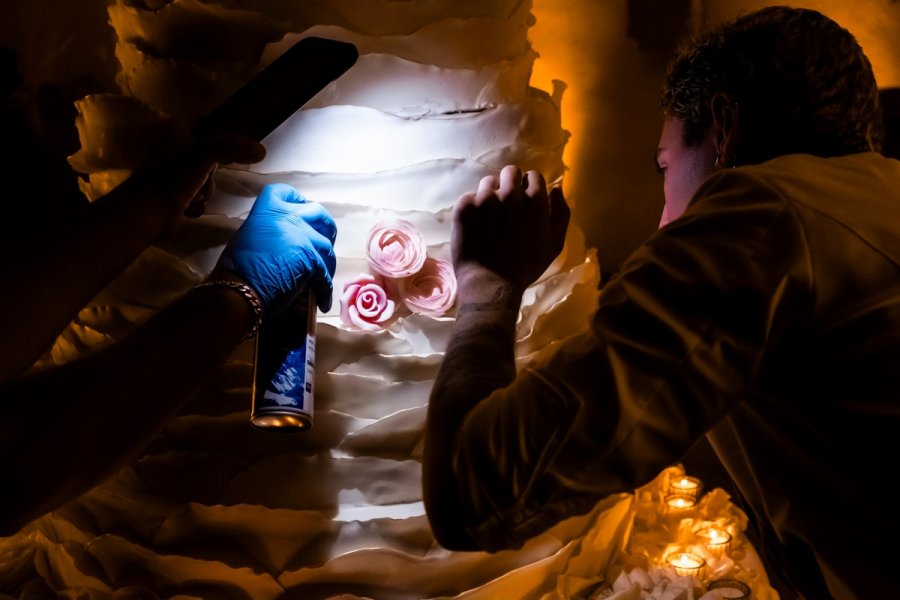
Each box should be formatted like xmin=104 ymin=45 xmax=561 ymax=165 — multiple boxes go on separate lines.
xmin=709 ymin=92 xmax=740 ymax=166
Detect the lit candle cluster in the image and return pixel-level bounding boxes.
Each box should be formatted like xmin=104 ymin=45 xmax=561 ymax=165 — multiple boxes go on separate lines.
xmin=589 ymin=467 xmax=770 ymax=599
xmin=657 ymin=472 xmax=750 ymax=597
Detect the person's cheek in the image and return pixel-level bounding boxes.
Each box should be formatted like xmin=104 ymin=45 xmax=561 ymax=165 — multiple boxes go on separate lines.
xmin=659 ymin=202 xmax=672 ymax=228
xmin=660 ymin=177 xmax=687 ymax=227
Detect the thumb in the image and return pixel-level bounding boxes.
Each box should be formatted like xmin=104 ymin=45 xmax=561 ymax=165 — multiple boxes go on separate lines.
xmin=139 ymin=135 xmax=266 ymax=202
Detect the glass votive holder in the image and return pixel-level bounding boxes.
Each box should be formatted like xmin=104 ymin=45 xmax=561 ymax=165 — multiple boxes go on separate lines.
xmin=664 ymin=493 xmax=697 ymax=516
xmin=707 ymin=579 xmax=751 ymax=599
xmin=667 ymin=475 xmax=703 ymax=499
xmin=665 ymin=552 xmax=706 ymax=578
xmin=695 ymin=526 xmax=733 ymax=558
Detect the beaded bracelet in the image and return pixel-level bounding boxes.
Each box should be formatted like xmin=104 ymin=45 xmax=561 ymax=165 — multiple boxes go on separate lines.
xmin=191 ymin=280 xmax=263 ymax=340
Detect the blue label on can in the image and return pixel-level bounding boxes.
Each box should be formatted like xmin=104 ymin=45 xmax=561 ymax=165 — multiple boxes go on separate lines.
xmin=251 ymin=293 xmax=316 ymax=430
xmin=261 ymin=341 xmax=312 ymax=410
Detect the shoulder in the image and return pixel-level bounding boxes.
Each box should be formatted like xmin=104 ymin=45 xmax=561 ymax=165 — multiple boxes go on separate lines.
xmin=655 ymin=161 xmax=802 ymax=257
xmin=617 ymin=159 xmax=816 ymax=301
xmin=692 ymin=152 xmax=900 ymax=213
xmin=687 ymin=152 xmax=900 ymax=252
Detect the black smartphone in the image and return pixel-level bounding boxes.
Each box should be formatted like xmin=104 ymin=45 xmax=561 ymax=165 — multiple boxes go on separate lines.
xmin=194 ymin=36 xmax=358 ymax=141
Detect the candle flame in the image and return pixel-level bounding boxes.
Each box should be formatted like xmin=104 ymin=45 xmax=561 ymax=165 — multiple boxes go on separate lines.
xmin=698 ymin=527 xmax=731 ymax=543
xmin=667 ymin=496 xmax=694 ymax=508
xmin=667 ymin=552 xmax=705 ymax=569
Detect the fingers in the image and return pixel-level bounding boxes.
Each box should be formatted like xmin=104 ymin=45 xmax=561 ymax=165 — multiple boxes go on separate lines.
xmin=474 ymin=166 xmax=548 ymax=209
xmin=523 ymin=170 xmax=547 ymax=198
xmin=310 ymin=228 xmax=338 ymax=281
xmin=253 ymin=183 xmax=337 ymax=268
xmin=309 ymin=271 xmax=335 ymax=313
xmin=253 ymin=183 xmax=301 ymax=211
xmin=455 ymin=191 xmax=477 ymax=210
xmin=287 ymin=194 xmax=337 ymax=311
xmin=251 ymin=184 xmax=337 ymax=244
xmin=272 ymin=183 xmax=307 ymax=205
xmin=467 ymin=165 xmax=555 ymax=211
xmin=293 ymin=201 xmax=338 ymax=245
xmin=183 ymin=174 xmax=215 ymax=218
xmin=476 ymin=174 xmax=499 ymax=203
xmin=169 ymin=135 xmax=265 ymax=193
xmin=306 ymin=249 xmax=335 ymax=312
xmin=477 ymin=165 xmax=547 ymax=207
xmin=148 ymin=136 xmax=264 ymax=210
xmin=195 ymin=134 xmax=266 ymax=167
xmin=498 ymin=165 xmax=522 ymax=199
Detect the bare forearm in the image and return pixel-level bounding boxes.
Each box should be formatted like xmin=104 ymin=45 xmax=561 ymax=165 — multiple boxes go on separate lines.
xmin=423 ymin=267 xmax=522 ymax=549
xmin=0 ymin=282 xmax=251 ymax=534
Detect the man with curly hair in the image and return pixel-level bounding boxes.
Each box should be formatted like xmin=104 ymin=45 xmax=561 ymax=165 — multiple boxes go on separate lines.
xmin=425 ymin=7 xmax=898 ymax=598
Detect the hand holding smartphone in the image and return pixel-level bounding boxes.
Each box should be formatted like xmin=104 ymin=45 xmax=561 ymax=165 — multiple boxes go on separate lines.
xmin=186 ymin=36 xmax=358 ymax=214
xmin=195 ymin=36 xmax=359 ymax=142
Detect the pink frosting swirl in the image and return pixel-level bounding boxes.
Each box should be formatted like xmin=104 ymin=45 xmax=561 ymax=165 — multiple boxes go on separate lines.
xmin=340 ymin=274 xmax=397 ymax=330
xmin=399 ymin=257 xmax=457 ymax=317
xmin=367 ymin=220 xmax=427 ymax=278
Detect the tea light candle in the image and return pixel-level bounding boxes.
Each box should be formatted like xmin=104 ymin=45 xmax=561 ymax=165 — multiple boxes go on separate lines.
xmin=668 ymin=475 xmax=702 ymax=498
xmin=664 ymin=493 xmax=697 ymax=515
xmin=707 ymin=579 xmax=750 ymax=599
xmin=666 ymin=552 xmax=706 ymax=577
xmin=695 ymin=526 xmax=732 ymax=557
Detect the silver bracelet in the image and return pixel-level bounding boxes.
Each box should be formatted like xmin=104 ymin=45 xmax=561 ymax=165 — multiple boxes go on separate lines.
xmin=191 ymin=280 xmax=263 ymax=340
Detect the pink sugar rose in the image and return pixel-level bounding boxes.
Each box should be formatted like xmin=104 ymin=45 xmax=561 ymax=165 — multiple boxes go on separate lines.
xmin=367 ymin=219 xmax=427 ymax=278
xmin=340 ymin=274 xmax=397 ymax=330
xmin=399 ymin=257 xmax=457 ymax=317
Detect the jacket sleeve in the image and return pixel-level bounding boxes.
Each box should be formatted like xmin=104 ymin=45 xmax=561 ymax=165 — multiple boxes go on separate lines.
xmin=451 ymin=168 xmax=813 ymax=551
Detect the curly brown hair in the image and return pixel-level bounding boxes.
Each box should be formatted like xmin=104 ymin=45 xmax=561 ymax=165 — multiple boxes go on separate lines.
xmin=661 ymin=6 xmax=883 ymax=163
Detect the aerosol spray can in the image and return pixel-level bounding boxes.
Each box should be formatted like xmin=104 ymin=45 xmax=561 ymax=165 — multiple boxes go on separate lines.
xmin=250 ymin=291 xmax=317 ymax=431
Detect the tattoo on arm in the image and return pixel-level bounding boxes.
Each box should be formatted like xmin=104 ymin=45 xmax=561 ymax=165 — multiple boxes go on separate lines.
xmin=456 ymin=286 xmax=521 ymax=316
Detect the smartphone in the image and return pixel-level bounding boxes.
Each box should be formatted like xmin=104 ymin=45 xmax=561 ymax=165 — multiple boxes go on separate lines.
xmin=194 ymin=36 xmax=358 ymax=141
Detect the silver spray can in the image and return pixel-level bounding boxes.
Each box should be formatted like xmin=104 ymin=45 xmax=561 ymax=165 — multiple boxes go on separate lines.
xmin=250 ymin=291 xmax=316 ymax=431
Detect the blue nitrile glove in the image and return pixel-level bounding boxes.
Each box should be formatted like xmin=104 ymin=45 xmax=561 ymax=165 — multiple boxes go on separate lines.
xmin=217 ymin=183 xmax=337 ymax=315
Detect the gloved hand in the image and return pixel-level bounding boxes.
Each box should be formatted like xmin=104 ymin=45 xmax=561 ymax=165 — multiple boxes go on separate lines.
xmin=216 ymin=183 xmax=337 ymax=315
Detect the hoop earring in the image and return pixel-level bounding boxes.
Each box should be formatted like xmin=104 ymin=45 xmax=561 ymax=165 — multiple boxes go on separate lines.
xmin=715 ymin=153 xmax=737 ymax=169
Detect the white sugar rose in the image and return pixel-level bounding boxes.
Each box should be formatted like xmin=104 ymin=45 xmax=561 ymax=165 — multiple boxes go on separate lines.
xmin=367 ymin=219 xmax=427 ymax=278
xmin=340 ymin=274 xmax=397 ymax=330
xmin=399 ymin=257 xmax=457 ymax=317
